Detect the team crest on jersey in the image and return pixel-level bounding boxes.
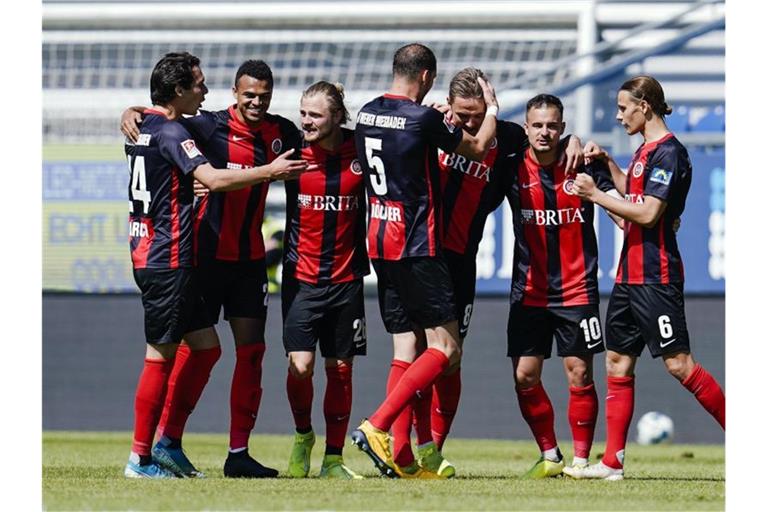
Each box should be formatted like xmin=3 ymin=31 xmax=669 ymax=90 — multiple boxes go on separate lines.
xmin=649 ymin=167 xmax=673 ymax=186
xmin=563 ymin=178 xmax=576 ymax=195
xmin=271 ymin=138 xmax=283 ymax=154
xmin=350 ymin=158 xmax=363 ymax=175
xmin=632 ymin=162 xmax=644 ymax=178
xmin=490 ymin=137 xmax=498 ymax=150
xmin=181 ymin=139 xmax=202 ymax=159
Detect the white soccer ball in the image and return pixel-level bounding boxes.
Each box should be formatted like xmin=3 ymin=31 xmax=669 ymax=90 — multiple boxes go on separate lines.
xmin=636 ymin=411 xmax=674 ymax=445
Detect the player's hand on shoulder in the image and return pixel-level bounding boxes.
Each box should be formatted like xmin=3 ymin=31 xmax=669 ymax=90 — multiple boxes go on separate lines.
xmin=121 ymin=108 xmax=143 ymax=143
xmin=193 ymin=179 xmax=209 ymax=198
xmin=269 ymin=148 xmax=313 ymax=181
xmin=561 ymin=135 xmax=584 ymax=174
xmin=583 ymin=140 xmax=608 ymax=165
xmin=477 ymin=77 xmax=498 ymax=109
xmin=573 ymin=172 xmax=597 ymax=199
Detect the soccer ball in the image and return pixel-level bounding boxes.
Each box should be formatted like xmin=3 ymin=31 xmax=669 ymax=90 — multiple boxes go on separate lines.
xmin=636 ymin=411 xmax=674 ymax=445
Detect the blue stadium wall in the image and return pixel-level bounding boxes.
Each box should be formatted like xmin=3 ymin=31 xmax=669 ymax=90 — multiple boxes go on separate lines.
xmin=42 ymin=150 xmax=725 ymax=294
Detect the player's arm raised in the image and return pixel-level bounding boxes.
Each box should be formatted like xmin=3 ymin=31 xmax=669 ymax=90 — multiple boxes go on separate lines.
xmin=193 ymin=148 xmax=310 ymax=192
xmin=453 ymin=77 xmax=497 ymax=161
xmin=573 ymin=172 xmax=666 ymax=228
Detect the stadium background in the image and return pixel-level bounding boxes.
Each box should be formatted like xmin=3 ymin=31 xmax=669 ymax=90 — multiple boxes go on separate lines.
xmin=42 ymin=0 xmax=725 ymax=444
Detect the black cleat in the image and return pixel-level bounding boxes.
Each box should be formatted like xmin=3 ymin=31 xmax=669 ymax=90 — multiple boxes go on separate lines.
xmin=223 ymin=450 xmax=279 ymax=478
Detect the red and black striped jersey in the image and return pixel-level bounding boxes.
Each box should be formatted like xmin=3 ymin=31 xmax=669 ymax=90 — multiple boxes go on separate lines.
xmin=508 ymin=148 xmax=615 ymax=307
xmin=355 ymin=95 xmax=463 ymax=260
xmin=616 ymin=133 xmax=691 ymax=285
xmin=181 ymin=106 xmax=302 ymax=263
xmin=126 ymin=110 xmax=208 ymax=270
xmin=283 ymin=128 xmax=369 ymax=284
xmin=439 ymin=120 xmax=526 ymax=257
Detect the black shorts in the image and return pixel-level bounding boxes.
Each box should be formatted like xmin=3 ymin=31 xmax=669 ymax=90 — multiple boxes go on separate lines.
xmin=371 ymin=257 xmax=457 ymax=334
xmin=444 ymin=250 xmax=477 ymax=339
xmin=507 ymin=302 xmax=605 ymax=358
xmin=133 ymin=268 xmax=212 ymax=345
xmin=197 ymin=259 xmax=269 ymax=323
xmin=281 ymin=276 xmax=366 ymax=358
xmin=605 ymin=283 xmax=690 ymax=358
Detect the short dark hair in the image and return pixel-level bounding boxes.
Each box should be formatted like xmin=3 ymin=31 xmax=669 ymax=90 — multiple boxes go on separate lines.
xmin=235 ymin=59 xmax=274 ymax=88
xmin=526 ymin=93 xmax=564 ymax=118
xmin=150 ymin=52 xmax=201 ymax=106
xmin=393 ymin=43 xmax=437 ymax=81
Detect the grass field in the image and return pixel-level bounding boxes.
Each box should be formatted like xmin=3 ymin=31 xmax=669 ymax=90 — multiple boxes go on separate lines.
xmin=43 ymin=431 xmax=724 ymax=511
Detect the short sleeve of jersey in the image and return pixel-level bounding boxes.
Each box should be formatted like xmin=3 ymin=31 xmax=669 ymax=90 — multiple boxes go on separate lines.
xmin=157 ymin=121 xmax=209 ymax=175
xmin=585 ymin=160 xmax=615 ymax=193
xmin=178 ymin=109 xmax=219 ymax=143
xmin=644 ymin=143 xmax=687 ymax=202
xmin=422 ymin=108 xmax=463 ymax=153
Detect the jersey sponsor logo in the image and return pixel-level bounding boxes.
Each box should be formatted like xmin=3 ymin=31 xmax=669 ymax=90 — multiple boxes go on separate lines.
xmin=136 ymin=133 xmax=152 ymax=146
xmin=520 ymin=207 xmax=586 ymax=226
xmin=439 ymin=150 xmax=491 ymax=182
xmin=271 ymin=138 xmax=283 ymax=154
xmin=350 ymin=158 xmax=363 ymax=175
xmin=356 ymin=112 xmax=407 ymax=130
xmin=296 ymin=193 xmax=360 ymax=211
xmin=632 ymin=162 xmax=644 ymax=177
xmin=129 ymin=220 xmax=150 ymax=238
xmin=181 ymin=139 xmax=202 ymax=159
xmin=369 ymin=199 xmax=403 ymax=222
xmin=563 ymin=178 xmax=576 ymax=195
xmin=624 ymin=193 xmax=645 ymax=204
xmin=226 ymin=162 xmax=244 ymax=170
xmin=649 ymin=167 xmax=673 ymax=186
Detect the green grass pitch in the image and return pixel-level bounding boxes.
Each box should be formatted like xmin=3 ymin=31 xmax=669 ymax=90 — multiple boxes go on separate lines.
xmin=43 ymin=431 xmax=724 ymax=511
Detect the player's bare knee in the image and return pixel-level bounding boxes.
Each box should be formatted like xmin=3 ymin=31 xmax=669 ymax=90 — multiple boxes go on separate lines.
xmin=605 ymin=351 xmax=633 ymax=377
xmin=663 ymin=352 xmax=694 ymax=382
xmin=288 ymin=353 xmax=315 ymax=379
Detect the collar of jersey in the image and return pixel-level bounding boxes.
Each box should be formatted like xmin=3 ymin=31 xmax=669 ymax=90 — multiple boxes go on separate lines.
xmin=144 ymin=108 xmax=169 ymax=118
xmin=227 ymin=104 xmax=263 ymax=134
xmin=383 ymin=93 xmax=414 ymax=102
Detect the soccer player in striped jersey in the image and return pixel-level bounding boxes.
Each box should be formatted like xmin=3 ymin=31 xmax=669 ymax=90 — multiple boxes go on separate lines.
xmin=122 ymin=60 xmax=306 ymax=477
xmin=281 ymin=81 xmax=368 ymax=480
xmin=350 ymin=44 xmax=499 ymax=479
xmin=124 ymin=53 xmax=309 ymax=479
xmin=567 ymin=76 xmax=725 ymax=481
xmin=392 ymin=69 xmax=586 ymax=478
xmin=503 ymin=94 xmax=620 ymax=478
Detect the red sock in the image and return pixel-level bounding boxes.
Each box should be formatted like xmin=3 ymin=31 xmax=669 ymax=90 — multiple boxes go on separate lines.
xmin=162 ymin=345 xmax=221 ymax=439
xmin=229 ymin=343 xmax=265 ymax=450
xmin=516 ymin=382 xmax=557 ymax=452
xmin=682 ymin=364 xmax=725 ymax=429
xmin=156 ymin=343 xmax=190 ymax=437
xmin=413 ymin=385 xmax=433 ymax=446
xmin=286 ymin=371 xmax=314 ymax=431
xmin=370 ymin=348 xmax=449 ymax=432
xmin=324 ymin=364 xmax=353 ymax=451
xmin=387 ymin=360 xmax=415 ymax=467
xmin=603 ymin=376 xmax=635 ymax=469
xmin=132 ymin=358 xmax=174 ymax=455
xmin=431 ymin=369 xmax=461 ymax=450
xmin=568 ymin=383 xmax=598 ymax=459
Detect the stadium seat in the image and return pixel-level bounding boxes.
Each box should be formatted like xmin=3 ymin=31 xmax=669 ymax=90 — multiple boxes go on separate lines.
xmin=691 ymin=105 xmax=725 ymax=132
xmin=665 ymin=106 xmax=690 ymax=133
